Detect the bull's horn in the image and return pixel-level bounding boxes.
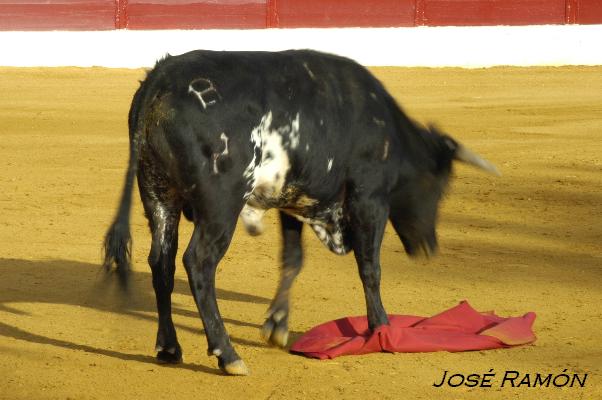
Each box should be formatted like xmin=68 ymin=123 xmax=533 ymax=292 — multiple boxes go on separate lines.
xmin=454 ymin=145 xmax=501 ymax=176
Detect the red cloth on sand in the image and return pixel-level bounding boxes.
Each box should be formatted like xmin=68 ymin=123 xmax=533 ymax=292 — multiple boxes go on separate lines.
xmin=290 ymin=301 xmax=536 ymax=359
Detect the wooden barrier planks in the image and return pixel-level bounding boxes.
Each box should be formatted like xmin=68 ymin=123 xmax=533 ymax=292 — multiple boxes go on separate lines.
xmin=417 ymin=0 xmax=567 ymax=26
xmin=575 ymin=0 xmax=602 ymax=25
xmin=0 ymin=0 xmax=600 ymax=31
xmin=0 ymin=0 xmax=115 ymax=30
xmin=126 ymin=0 xmax=266 ymax=29
xmin=269 ymin=0 xmax=416 ymax=28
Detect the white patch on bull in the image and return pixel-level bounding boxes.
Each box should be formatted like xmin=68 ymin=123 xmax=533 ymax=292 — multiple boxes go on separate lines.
xmin=257 ymin=126 xmax=289 ymax=198
xmin=240 ymin=204 xmax=266 ymax=236
xmin=212 ymin=155 xmax=219 ymax=174
xmin=370 ymin=92 xmax=378 ymax=100
xmin=273 ymin=113 xmax=300 ymax=150
xmin=373 ymin=117 xmax=386 ymax=127
xmin=308 ymin=220 xmax=347 ymax=255
xmin=303 ymin=62 xmax=316 ymax=80
xmin=327 ymin=158 xmax=333 ymax=172
xmin=152 ymin=203 xmax=169 ymax=251
xmin=220 ymin=132 xmax=229 ymax=155
xmin=296 ymin=194 xmax=318 ymax=207
xmin=288 ymin=202 xmax=349 ymax=255
xmin=242 ymin=118 xmax=262 ymax=199
xmin=188 ymin=78 xmax=219 ymax=109
xmin=305 ymin=143 xmax=310 ymax=152
xmin=243 ymin=111 xmax=292 ymax=203
xmin=272 ymin=309 xmax=286 ymax=323
xmin=289 ymin=113 xmax=300 ymax=149
xmin=289 ymin=213 xmax=318 ymax=226
xmin=156 ymin=344 xmax=178 ymax=354
xmin=212 ymin=132 xmax=230 ymax=174
xmin=382 ymin=139 xmax=389 ymax=160
xmin=327 ymin=204 xmax=348 ymax=254
xmin=312 ymin=224 xmax=328 ymax=241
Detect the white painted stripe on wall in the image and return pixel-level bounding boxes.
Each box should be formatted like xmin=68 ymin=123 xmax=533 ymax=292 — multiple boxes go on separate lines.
xmin=1 ymin=25 xmax=601 ymax=68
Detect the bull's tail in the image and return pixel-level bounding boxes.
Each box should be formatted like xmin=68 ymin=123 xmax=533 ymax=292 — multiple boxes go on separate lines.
xmin=102 ymin=140 xmax=138 ymax=288
xmin=103 ymin=57 xmax=175 ymax=288
xmin=102 ymin=82 xmax=148 ymax=288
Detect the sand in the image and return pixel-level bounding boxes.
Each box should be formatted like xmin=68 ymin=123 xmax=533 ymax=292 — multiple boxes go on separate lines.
xmin=0 ymin=66 xmax=600 ymax=399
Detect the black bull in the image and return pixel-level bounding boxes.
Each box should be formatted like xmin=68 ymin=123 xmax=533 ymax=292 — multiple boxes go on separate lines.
xmin=103 ymin=50 xmax=498 ymax=375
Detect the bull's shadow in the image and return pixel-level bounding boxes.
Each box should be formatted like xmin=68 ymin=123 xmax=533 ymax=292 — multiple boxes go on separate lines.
xmin=0 ymin=258 xmax=278 ymax=374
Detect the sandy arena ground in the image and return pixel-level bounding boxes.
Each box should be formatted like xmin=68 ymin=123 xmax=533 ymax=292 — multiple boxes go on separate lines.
xmin=0 ymin=66 xmax=600 ymax=399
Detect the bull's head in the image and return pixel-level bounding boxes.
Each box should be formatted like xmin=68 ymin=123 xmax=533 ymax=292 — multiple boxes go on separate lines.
xmin=389 ymin=125 xmax=499 ymax=258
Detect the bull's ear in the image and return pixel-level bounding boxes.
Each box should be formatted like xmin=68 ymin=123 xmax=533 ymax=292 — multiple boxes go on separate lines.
xmin=445 ymin=137 xmax=500 ymax=176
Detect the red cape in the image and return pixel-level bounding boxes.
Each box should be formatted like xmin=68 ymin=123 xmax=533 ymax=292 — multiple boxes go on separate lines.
xmin=290 ymin=301 xmax=536 ymax=359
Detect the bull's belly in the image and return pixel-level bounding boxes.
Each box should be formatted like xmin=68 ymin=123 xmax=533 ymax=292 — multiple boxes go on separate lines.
xmin=241 ymin=189 xmax=351 ymax=255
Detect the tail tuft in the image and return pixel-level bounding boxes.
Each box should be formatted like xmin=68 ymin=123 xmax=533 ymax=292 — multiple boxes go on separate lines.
xmin=103 ymin=221 xmax=132 ymax=289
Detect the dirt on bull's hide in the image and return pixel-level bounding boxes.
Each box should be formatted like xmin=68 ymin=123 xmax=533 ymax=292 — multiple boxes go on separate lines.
xmin=0 ymin=66 xmax=600 ymax=399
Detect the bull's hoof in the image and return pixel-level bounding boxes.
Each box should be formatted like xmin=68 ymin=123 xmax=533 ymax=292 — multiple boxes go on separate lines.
xmin=271 ymin=326 xmax=289 ymax=348
xmin=156 ymin=344 xmax=183 ymax=364
xmin=220 ymin=359 xmax=249 ymax=376
xmin=261 ymin=312 xmax=289 ymax=348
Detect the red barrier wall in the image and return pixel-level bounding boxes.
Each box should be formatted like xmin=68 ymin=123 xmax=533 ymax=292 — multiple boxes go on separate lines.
xmin=0 ymin=0 xmax=115 ymax=30
xmin=576 ymin=0 xmax=602 ymax=24
xmin=126 ymin=0 xmax=267 ymax=29
xmin=0 ymin=0 xmax=600 ymax=30
xmin=417 ymin=0 xmax=567 ymax=26
xmin=269 ymin=0 xmax=416 ymax=28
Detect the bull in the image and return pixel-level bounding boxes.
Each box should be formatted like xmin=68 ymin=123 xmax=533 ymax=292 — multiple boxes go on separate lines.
xmin=103 ymin=50 xmax=498 ymax=375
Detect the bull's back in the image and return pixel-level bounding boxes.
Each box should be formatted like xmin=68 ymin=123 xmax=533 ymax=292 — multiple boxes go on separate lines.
xmin=139 ymin=50 xmax=398 ymax=203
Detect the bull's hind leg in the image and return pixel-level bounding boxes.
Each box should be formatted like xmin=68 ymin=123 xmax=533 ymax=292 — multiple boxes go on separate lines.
xmin=182 ymin=199 xmax=248 ymax=375
xmin=139 ymin=180 xmax=183 ymax=364
xmin=348 ymin=195 xmax=390 ymax=330
xmin=262 ymin=211 xmax=304 ymax=348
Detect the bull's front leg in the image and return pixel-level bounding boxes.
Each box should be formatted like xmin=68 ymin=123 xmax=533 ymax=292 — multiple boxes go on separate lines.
xmin=349 ymin=196 xmax=390 ymax=330
xmin=262 ymin=211 xmax=304 ymax=347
